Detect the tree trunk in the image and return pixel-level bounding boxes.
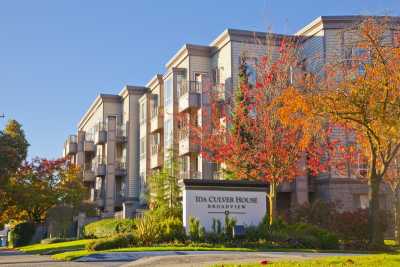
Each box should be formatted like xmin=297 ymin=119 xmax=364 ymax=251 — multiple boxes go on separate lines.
xmin=394 ymin=191 xmax=400 ymax=245
xmin=268 ymin=181 xmax=278 ymax=225
xmin=368 ymin=172 xmax=384 ymax=247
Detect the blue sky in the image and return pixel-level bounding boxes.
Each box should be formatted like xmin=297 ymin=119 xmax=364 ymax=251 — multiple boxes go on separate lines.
xmin=0 ymin=0 xmax=399 ymax=159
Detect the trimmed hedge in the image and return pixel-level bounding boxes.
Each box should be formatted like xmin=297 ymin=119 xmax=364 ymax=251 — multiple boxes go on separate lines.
xmin=83 ymin=218 xmax=135 ymax=239
xmin=9 ymin=222 xmax=35 ymax=247
xmin=85 ymin=234 xmax=135 ymax=251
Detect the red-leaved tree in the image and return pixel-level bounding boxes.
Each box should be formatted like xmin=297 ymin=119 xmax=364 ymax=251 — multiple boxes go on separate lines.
xmin=194 ymin=38 xmax=327 ymax=225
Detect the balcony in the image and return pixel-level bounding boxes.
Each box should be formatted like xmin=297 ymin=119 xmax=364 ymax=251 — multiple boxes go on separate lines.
xmin=94 ymin=122 xmax=107 ymax=145
xmin=150 ymin=144 xmax=163 ymax=169
xmin=94 ymin=158 xmax=106 ymax=177
xmin=84 ymin=133 xmax=96 ymax=154
xmin=116 ymin=124 xmax=127 ymax=143
xmin=115 ymin=160 xmax=127 ymax=177
xmin=178 ymin=128 xmax=199 ymax=156
xmin=150 ymin=107 xmax=163 ymax=133
xmin=64 ymin=135 xmax=77 ymax=155
xmin=178 ymin=81 xmax=201 ymax=113
xmin=83 ymin=169 xmax=95 ymax=182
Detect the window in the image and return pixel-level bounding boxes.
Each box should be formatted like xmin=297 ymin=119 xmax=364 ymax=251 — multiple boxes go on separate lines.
xmin=240 ymin=56 xmax=257 ymax=86
xmin=151 ymin=95 xmax=158 ymax=117
xmin=140 ymin=137 xmax=146 ymax=159
xmin=164 ymin=119 xmax=173 ymax=151
xmin=344 ymin=47 xmax=370 ymax=75
xmin=140 ymin=102 xmax=146 ymax=124
xmin=212 ymin=68 xmax=220 ymax=85
xmin=164 ymin=77 xmax=173 ymax=107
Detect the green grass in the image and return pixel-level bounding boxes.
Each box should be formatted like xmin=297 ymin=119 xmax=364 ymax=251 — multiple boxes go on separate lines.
xmin=211 ymin=254 xmax=400 ymax=267
xmin=18 ymin=239 xmax=92 ymax=254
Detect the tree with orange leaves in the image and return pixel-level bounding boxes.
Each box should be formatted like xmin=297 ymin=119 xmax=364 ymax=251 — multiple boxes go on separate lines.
xmin=195 ymin=37 xmax=326 ymax=225
xmin=311 ymin=17 xmax=400 ymax=247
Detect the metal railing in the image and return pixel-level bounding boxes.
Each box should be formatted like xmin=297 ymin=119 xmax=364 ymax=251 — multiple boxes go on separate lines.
xmin=116 ymin=160 xmax=127 ymax=170
xmin=67 ymin=134 xmax=77 ymax=143
xmin=151 ymin=106 xmax=159 ymax=118
xmin=151 ymin=144 xmax=160 ymax=155
xmin=178 ymin=80 xmax=202 ymax=97
xmin=116 ymin=124 xmax=127 ymax=137
xmin=95 ymin=121 xmax=106 ymax=132
xmin=179 ymin=127 xmax=190 ymax=140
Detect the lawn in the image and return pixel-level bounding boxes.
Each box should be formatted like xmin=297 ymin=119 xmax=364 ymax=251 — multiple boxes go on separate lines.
xmin=211 ymin=254 xmax=400 ymax=267
xmin=18 ymin=239 xmax=92 ymax=254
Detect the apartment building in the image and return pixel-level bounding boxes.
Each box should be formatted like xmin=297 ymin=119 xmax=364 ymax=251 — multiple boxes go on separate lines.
xmin=64 ymin=86 xmax=147 ymax=217
xmin=64 ymin=16 xmax=399 ymax=218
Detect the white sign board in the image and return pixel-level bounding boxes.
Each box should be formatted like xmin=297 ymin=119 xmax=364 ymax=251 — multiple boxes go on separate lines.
xmin=183 ymin=188 xmax=267 ymax=231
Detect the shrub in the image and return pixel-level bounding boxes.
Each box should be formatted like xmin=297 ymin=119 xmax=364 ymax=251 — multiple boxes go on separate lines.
xmin=224 ymin=216 xmax=236 ymax=240
xmin=188 ymin=216 xmax=205 ymax=242
xmin=83 ymin=218 xmax=135 ymax=238
xmin=40 ymin=237 xmax=75 ymax=244
xmin=287 ymin=223 xmax=339 ymax=249
xmin=160 ymin=217 xmax=186 ymax=242
xmin=134 ymin=215 xmax=161 ymax=245
xmin=290 ymin=200 xmax=339 ymax=229
xmin=9 ymin=222 xmax=35 ymax=247
xmin=86 ymin=234 xmax=135 ymax=251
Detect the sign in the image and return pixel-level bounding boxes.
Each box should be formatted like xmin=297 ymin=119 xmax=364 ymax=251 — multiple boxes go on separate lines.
xmin=182 ymin=179 xmax=267 ymax=231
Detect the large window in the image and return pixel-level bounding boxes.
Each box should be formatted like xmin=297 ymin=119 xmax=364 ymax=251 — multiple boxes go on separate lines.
xmin=140 ymin=137 xmax=146 ymax=159
xmin=164 ymin=77 xmax=173 ymax=107
xmin=140 ymin=102 xmax=146 ymax=124
xmin=164 ymin=119 xmax=173 ymax=151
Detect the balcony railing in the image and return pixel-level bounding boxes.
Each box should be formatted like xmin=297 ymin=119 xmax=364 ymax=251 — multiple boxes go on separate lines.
xmin=93 ymin=156 xmax=106 ymax=176
xmin=151 ymin=144 xmax=160 ymax=155
xmin=83 ymin=168 xmax=95 ymax=182
xmin=116 ymin=124 xmax=127 ymax=143
xmin=151 ymin=106 xmax=159 ymax=119
xmin=68 ymin=134 xmax=77 ymax=143
xmin=64 ymin=135 xmax=78 ymax=155
xmin=179 ymin=127 xmax=190 ymax=140
xmin=84 ymin=133 xmax=96 ymax=153
xmin=150 ymin=107 xmax=163 ymax=132
xmin=115 ymin=160 xmax=127 ymax=176
xmin=94 ymin=122 xmax=107 ymax=144
xmin=178 ymin=80 xmax=202 ymax=97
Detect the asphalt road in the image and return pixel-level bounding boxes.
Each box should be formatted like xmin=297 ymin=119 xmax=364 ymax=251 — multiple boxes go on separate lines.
xmin=0 ymin=248 xmax=365 ymax=267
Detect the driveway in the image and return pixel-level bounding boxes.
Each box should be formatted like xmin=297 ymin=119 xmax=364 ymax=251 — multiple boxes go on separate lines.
xmin=0 ymin=248 xmax=365 ymax=267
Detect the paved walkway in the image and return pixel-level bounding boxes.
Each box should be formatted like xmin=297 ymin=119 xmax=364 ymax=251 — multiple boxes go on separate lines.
xmin=0 ymin=249 xmax=122 ymax=267
xmin=0 ymin=248 xmax=365 ymax=267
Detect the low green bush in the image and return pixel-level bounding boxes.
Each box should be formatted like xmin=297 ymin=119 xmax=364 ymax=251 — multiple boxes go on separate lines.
xmin=188 ymin=216 xmax=205 ymax=242
xmin=83 ymin=218 xmax=135 ymax=238
xmin=41 ymin=237 xmax=75 ymax=244
xmin=135 ymin=215 xmax=161 ymax=245
xmin=287 ymin=223 xmax=339 ymax=249
xmin=160 ymin=217 xmax=186 ymax=242
xmin=86 ymin=234 xmax=135 ymax=251
xmin=9 ymin=222 xmax=35 ymax=247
